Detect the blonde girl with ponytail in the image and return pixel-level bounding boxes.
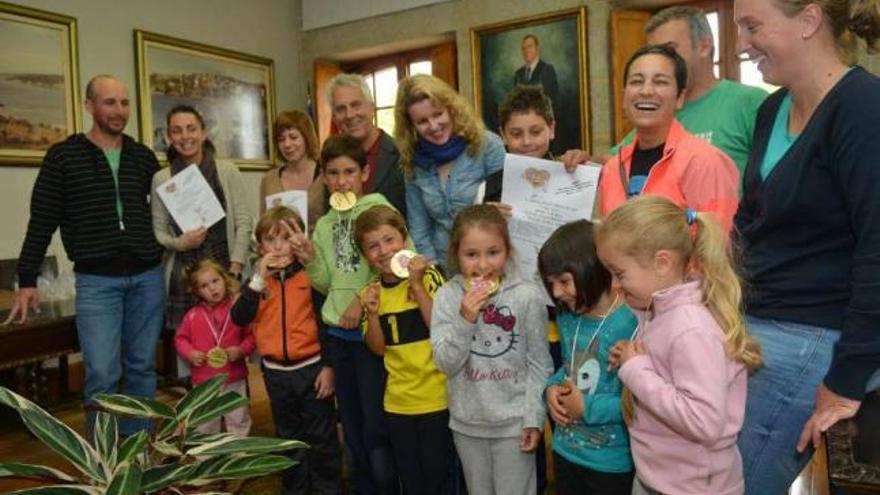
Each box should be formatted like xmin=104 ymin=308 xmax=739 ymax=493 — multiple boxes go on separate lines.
xmin=595 ymin=195 xmax=760 ymax=495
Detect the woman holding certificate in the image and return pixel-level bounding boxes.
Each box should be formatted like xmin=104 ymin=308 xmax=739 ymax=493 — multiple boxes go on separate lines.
xmin=260 ymin=110 xmax=326 ymax=230
xmin=394 ymin=74 xmax=506 ymax=271
xmin=152 ymin=105 xmax=254 ymax=343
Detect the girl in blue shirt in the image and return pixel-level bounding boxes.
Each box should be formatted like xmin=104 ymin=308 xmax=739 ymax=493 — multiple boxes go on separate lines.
xmin=538 ymin=219 xmax=636 ymax=495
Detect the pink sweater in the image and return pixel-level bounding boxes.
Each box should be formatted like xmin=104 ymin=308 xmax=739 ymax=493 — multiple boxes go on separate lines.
xmin=619 ymin=281 xmax=747 ymax=495
xmin=174 ymin=298 xmax=255 ymax=385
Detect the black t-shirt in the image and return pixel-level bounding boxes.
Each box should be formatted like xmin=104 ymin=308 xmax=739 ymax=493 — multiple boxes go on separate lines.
xmin=627 ymin=143 xmax=664 ymax=198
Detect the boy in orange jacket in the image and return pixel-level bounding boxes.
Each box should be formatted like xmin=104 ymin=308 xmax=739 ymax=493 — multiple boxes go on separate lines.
xmin=231 ymin=206 xmax=341 ymax=495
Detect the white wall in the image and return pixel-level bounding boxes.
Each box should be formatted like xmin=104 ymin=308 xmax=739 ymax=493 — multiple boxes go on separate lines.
xmin=2 ymin=0 xmax=305 ymax=268
xmin=302 ymin=0 xmax=450 ymax=30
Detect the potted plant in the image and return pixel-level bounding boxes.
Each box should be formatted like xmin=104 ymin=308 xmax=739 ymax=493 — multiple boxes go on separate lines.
xmin=0 ymin=374 xmax=305 ymax=494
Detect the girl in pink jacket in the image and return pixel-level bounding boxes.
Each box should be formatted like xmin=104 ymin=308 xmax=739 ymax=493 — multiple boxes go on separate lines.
xmin=174 ymin=258 xmax=255 ymax=436
xmin=595 ymin=196 xmax=762 ymax=495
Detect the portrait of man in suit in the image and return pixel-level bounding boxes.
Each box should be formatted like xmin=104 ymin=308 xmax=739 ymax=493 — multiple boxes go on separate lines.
xmin=514 ymin=34 xmax=558 ymax=104
xmin=474 ymin=12 xmax=586 ymax=155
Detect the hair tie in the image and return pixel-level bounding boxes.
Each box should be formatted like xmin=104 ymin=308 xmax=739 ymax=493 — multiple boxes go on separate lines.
xmin=684 ymin=208 xmax=698 ymax=225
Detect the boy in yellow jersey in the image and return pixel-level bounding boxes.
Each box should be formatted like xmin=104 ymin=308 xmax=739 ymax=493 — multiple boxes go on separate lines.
xmin=356 ymin=204 xmax=452 ymax=495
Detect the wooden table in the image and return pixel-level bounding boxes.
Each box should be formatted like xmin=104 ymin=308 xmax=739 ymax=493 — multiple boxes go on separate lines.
xmin=828 ymin=390 xmax=880 ymax=493
xmin=0 ymin=296 xmax=78 ymax=403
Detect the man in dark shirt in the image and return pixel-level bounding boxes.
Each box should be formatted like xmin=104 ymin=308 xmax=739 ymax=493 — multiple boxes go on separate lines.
xmin=6 ymin=75 xmax=165 ymax=435
xmin=513 ymin=34 xmax=559 ymax=105
xmin=326 ymin=74 xmax=406 ymax=217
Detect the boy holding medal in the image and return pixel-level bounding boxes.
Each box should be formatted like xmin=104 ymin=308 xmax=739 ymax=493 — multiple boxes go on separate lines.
xmin=231 ymin=206 xmax=342 ymax=494
xmin=174 ymin=258 xmax=255 ymax=435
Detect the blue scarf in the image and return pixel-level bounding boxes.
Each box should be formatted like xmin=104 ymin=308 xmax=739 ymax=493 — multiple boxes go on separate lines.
xmin=413 ymin=136 xmax=467 ymax=171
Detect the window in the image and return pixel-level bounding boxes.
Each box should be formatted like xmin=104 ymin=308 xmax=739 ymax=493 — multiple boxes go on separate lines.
xmin=692 ymin=0 xmax=777 ymax=92
xmin=344 ymin=42 xmax=456 ymax=135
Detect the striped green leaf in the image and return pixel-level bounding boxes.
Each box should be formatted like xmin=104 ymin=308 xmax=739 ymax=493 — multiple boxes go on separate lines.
xmin=184 ymin=432 xmax=233 ymax=445
xmin=117 ymin=431 xmax=148 ymax=465
xmin=188 ymin=436 xmax=307 ymax=456
xmin=155 ymin=417 xmax=181 ymax=439
xmin=0 ymin=462 xmax=77 ymax=483
xmin=139 ymin=463 xmax=197 ymax=493
xmin=93 ymin=394 xmax=175 ymax=420
xmin=174 ymin=374 xmax=226 ymax=421
xmin=93 ymin=412 xmax=118 ymax=469
xmin=186 ymin=392 xmax=249 ymax=430
xmin=105 ymin=462 xmax=142 ymax=495
xmin=5 ymin=485 xmax=102 ymax=494
xmin=151 ymin=439 xmax=183 ymax=458
xmin=0 ymin=387 xmax=105 ymax=483
xmin=189 ymin=454 xmax=295 ymax=483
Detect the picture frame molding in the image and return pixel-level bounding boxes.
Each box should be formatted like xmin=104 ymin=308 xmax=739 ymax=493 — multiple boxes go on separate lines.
xmin=0 ymin=0 xmax=81 ymax=166
xmin=134 ymin=29 xmax=277 ymax=170
xmin=469 ymin=7 xmax=590 ymax=153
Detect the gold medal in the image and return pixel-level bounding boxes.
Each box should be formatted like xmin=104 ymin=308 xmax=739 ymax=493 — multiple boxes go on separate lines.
xmin=329 ymin=191 xmax=357 ymax=211
xmin=206 ymin=347 xmax=228 ymax=368
xmin=466 ymin=276 xmax=500 ymax=295
xmin=390 ymin=249 xmax=416 ymax=278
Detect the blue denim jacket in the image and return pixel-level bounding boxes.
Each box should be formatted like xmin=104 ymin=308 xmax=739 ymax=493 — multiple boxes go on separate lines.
xmin=405 ymin=131 xmax=505 ymax=267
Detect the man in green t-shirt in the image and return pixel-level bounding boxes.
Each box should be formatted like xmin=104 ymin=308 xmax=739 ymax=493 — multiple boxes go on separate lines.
xmin=615 ymin=6 xmax=767 ymax=176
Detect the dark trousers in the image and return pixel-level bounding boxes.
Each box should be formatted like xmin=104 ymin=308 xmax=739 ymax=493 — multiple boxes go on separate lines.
xmin=262 ymin=361 xmax=341 ymax=495
xmin=553 ymin=452 xmax=634 ymax=495
xmin=327 ymin=336 xmax=398 ymax=494
xmin=386 ymin=410 xmax=454 ymax=495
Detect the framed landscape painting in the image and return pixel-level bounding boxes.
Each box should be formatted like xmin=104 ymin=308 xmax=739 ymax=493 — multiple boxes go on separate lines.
xmin=471 ymin=8 xmax=589 ymax=154
xmin=135 ymin=30 xmax=276 ymax=170
xmin=0 ymin=1 xmax=80 ymax=166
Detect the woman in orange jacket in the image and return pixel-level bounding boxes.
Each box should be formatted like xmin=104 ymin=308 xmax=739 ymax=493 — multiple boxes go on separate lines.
xmin=599 ymin=44 xmax=739 ymax=234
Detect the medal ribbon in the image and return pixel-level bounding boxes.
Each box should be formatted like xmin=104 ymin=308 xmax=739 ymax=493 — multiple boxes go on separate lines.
xmin=201 ymin=305 xmax=231 ymax=349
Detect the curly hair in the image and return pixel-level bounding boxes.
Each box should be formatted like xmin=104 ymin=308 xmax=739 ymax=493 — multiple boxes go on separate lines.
xmin=181 ymin=258 xmax=240 ymax=301
xmin=393 ymin=74 xmax=485 ymax=176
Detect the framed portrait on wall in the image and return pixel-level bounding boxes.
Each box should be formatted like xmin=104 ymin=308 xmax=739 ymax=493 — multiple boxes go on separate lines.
xmin=470 ymin=8 xmax=589 ymax=155
xmin=135 ymin=30 xmax=276 ymax=170
xmin=0 ymin=1 xmax=80 ymax=166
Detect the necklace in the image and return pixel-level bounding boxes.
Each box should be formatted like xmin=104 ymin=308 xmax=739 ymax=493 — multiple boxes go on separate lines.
xmin=568 ymin=294 xmax=619 ymax=380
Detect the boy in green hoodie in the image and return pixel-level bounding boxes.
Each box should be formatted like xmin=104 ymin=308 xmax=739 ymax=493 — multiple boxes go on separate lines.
xmin=295 ymin=134 xmax=397 ymax=493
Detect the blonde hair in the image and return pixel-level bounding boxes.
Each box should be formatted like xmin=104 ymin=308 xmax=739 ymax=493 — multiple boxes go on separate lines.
xmin=394 ymin=74 xmax=485 ymax=176
xmin=596 ymin=196 xmax=762 ymax=422
xmin=773 ymin=0 xmax=880 ymax=63
xmin=181 ymin=259 xmax=240 ymax=302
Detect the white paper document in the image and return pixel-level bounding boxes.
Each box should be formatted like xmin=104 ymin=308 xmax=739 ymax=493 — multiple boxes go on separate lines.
xmin=265 ymin=190 xmax=309 ymax=232
xmin=500 ymin=154 xmax=601 ymax=291
xmin=155 ymin=164 xmax=226 ymax=232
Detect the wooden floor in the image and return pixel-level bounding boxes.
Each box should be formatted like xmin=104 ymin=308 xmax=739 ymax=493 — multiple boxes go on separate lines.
xmin=0 ymin=364 xmax=829 ymax=495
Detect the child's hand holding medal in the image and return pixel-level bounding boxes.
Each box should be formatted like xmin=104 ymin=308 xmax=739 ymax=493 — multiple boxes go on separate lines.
xmin=609 ymin=339 xmax=646 ymax=369
xmin=459 ymin=276 xmax=500 ymax=324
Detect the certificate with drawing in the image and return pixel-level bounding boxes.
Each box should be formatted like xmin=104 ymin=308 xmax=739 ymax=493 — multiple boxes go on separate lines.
xmin=265 ymin=190 xmax=309 ymax=232
xmin=155 ymin=164 xmax=225 ymax=232
xmin=501 ymin=154 xmax=601 ymax=294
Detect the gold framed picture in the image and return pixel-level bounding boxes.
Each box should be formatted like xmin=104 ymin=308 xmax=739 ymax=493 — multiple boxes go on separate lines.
xmin=0 ymin=1 xmax=80 ymax=166
xmin=470 ymin=8 xmax=590 ymax=154
xmin=135 ymin=30 xmax=276 ymax=170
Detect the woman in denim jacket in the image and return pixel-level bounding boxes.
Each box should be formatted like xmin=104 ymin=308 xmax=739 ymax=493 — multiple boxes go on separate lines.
xmin=394 ymin=74 xmax=505 ymax=271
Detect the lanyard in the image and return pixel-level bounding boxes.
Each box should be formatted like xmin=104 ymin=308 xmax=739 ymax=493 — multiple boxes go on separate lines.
xmin=569 ymin=294 xmax=619 ymax=380
xmin=201 ymin=305 xmax=231 ymax=348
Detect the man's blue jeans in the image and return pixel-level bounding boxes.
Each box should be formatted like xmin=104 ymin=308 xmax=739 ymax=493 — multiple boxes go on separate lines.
xmin=738 ymin=315 xmax=841 ymax=495
xmin=75 ymin=266 xmax=165 ymax=435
